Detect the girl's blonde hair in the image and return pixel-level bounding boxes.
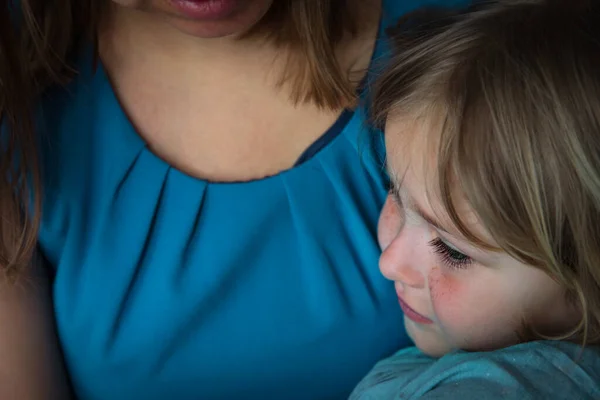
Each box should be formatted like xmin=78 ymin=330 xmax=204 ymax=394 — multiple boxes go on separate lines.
xmin=373 ymin=0 xmax=600 ymax=345
xmin=0 ymin=0 xmax=362 ymax=278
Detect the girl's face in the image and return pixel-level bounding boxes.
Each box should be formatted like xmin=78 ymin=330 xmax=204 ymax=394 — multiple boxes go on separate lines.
xmin=109 ymin=0 xmax=274 ymax=38
xmin=379 ymin=117 xmax=579 ymax=357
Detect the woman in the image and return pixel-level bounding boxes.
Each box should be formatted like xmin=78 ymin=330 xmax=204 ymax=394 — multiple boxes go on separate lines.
xmin=0 ymin=0 xmax=467 ymax=398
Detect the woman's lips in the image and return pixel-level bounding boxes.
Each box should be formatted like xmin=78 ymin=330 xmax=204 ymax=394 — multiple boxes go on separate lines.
xmin=167 ymin=0 xmax=238 ymax=20
xmin=398 ymin=296 xmax=434 ymax=325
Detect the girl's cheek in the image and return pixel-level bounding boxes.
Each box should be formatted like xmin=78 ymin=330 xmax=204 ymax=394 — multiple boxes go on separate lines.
xmin=428 ymin=267 xmax=468 ymax=328
xmin=429 ymin=266 xmax=526 ymax=351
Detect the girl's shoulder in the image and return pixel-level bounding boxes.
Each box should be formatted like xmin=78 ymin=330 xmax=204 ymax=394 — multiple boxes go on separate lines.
xmin=351 ymin=341 xmax=600 ymax=399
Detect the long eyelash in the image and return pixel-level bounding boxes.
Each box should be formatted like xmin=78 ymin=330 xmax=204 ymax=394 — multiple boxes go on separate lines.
xmin=428 ymin=237 xmax=472 ymax=270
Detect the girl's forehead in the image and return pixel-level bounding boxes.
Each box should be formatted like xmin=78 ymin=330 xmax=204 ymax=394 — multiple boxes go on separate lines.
xmin=384 ymin=115 xmax=440 ymax=184
xmin=384 ymin=116 xmax=498 ymax=250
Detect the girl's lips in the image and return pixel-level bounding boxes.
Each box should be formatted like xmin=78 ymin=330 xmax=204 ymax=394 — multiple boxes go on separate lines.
xmin=398 ymin=296 xmax=434 ymax=324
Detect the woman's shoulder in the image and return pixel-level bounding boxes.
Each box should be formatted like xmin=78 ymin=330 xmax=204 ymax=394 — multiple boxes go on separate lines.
xmin=364 ymin=0 xmax=473 ymax=91
xmin=351 ymin=341 xmax=600 ymax=399
xmin=381 ymin=0 xmax=472 ymax=23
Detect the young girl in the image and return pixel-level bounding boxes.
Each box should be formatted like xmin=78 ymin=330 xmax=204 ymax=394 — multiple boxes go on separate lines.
xmin=352 ymin=0 xmax=600 ymax=398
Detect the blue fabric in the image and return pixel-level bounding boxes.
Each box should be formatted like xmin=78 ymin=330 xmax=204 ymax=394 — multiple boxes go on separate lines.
xmin=35 ymin=0 xmax=470 ymax=398
xmin=351 ymin=341 xmax=600 ymax=399
xmin=294 ymin=109 xmax=354 ymax=166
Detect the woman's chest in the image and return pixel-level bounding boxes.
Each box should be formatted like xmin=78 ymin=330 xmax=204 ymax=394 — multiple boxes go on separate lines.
xmin=107 ymin=60 xmax=346 ymax=182
xmin=41 ymin=169 xmax=406 ymax=400
xmin=38 ymin=79 xmax=406 ymax=398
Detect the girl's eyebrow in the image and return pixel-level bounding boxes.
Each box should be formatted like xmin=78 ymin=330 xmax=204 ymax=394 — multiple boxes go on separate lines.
xmin=386 ymin=162 xmax=502 ymax=258
xmin=412 ymin=201 xmax=449 ymax=235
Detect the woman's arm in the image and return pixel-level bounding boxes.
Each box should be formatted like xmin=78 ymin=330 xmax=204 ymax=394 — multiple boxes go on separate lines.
xmin=0 ymin=252 xmax=72 ymax=399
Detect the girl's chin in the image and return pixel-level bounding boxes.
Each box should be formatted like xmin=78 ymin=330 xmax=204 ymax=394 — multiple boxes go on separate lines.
xmin=405 ymin=318 xmax=452 ymax=357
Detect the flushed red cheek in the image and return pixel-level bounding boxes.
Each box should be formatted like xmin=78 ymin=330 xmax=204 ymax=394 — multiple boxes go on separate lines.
xmin=428 ymin=267 xmax=471 ymax=328
xmin=428 ymin=267 xmax=510 ymax=350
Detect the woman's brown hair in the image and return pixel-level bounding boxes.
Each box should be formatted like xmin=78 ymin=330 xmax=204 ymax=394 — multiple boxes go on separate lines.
xmin=373 ymin=0 xmax=600 ymax=345
xmin=0 ymin=0 xmax=364 ymax=278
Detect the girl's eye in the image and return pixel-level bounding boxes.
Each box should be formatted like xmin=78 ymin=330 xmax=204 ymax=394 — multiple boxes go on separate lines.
xmin=428 ymin=237 xmax=473 ymax=269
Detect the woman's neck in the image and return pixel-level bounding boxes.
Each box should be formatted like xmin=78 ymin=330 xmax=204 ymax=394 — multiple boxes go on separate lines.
xmin=99 ymin=4 xmax=278 ymax=85
xmin=99 ymin=0 xmax=381 ymax=96
xmin=95 ymin=0 xmax=382 ymax=182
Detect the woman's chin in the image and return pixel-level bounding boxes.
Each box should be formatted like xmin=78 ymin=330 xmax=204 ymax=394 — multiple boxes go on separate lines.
xmin=164 ymin=18 xmax=248 ymax=38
